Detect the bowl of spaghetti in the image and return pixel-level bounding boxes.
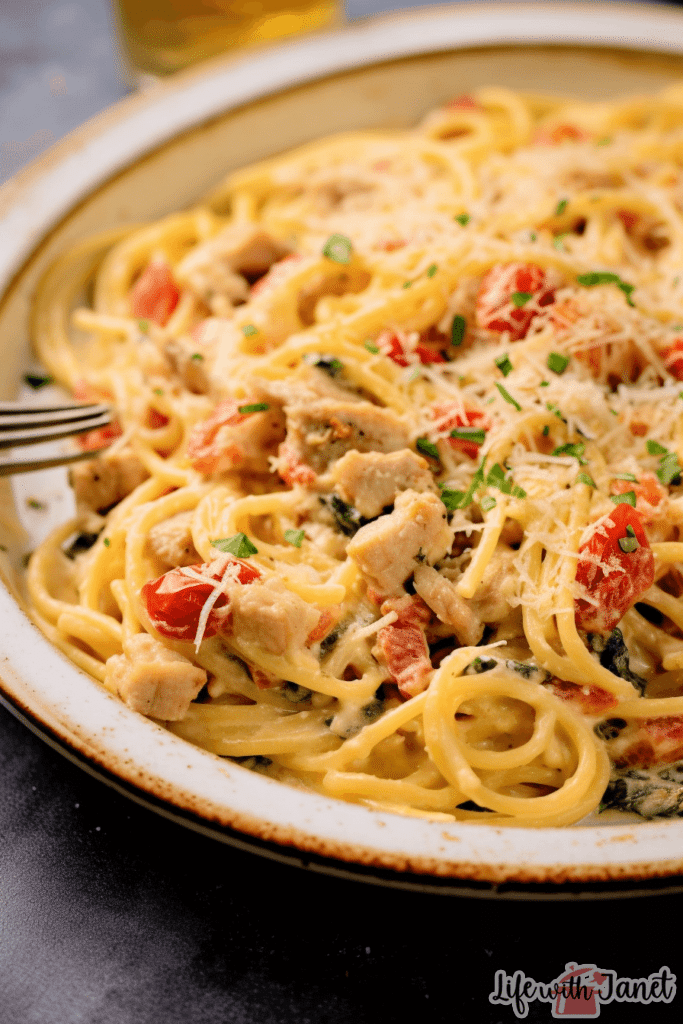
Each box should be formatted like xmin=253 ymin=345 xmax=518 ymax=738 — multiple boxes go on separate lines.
xmin=4 ymin=2 xmax=683 ymax=891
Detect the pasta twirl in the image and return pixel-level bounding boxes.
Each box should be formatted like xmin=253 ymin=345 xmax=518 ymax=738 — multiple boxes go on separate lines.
xmin=27 ymin=84 xmax=683 ymax=825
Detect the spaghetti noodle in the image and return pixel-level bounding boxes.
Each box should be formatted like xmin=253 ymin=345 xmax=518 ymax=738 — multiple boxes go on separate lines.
xmin=26 ymin=83 xmax=683 ymax=825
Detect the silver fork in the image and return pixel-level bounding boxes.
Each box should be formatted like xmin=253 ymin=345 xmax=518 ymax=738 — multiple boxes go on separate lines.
xmin=0 ymin=401 xmax=113 ymax=475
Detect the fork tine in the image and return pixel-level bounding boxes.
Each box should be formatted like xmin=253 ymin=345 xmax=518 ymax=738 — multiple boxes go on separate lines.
xmin=0 ymin=411 xmax=112 ymax=448
xmin=0 ymin=446 xmax=110 ymax=477
xmin=0 ymin=402 xmax=110 ymax=429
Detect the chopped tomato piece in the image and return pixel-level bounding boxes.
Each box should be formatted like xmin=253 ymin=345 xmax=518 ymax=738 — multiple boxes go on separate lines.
xmin=377 ymin=330 xmax=445 ymax=367
xmin=374 ymin=595 xmax=433 ymax=699
xmin=76 ymin=420 xmax=123 ymax=452
xmin=661 ymin=338 xmax=683 ymax=380
xmin=130 ymin=261 xmax=180 ymax=327
xmin=277 ymin=441 xmax=317 ymax=487
xmin=431 ymin=401 xmax=488 ymax=459
xmin=612 ymin=716 xmax=683 ymax=768
xmin=306 ymin=607 xmax=337 ymax=647
xmin=444 ymin=95 xmax=480 ymax=111
xmin=617 ymin=209 xmax=639 ymax=232
xmin=534 ymin=123 xmax=591 ymax=145
xmin=574 ymin=503 xmax=655 ymax=634
xmin=610 ymin=474 xmax=666 ymax=524
xmin=142 ymin=555 xmax=260 ymax=643
xmin=545 ymin=679 xmax=618 ymax=715
xmin=475 ymin=263 xmax=555 ymax=340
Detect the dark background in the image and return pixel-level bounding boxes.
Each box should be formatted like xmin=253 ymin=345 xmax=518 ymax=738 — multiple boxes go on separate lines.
xmin=2 ymin=1 xmax=683 ymax=1020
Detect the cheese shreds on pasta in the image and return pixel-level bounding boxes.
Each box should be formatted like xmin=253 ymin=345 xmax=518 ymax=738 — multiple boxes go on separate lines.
xmin=28 ymin=83 xmax=683 ymax=826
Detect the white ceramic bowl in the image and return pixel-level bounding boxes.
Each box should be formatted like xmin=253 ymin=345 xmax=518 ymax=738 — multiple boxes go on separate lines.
xmin=4 ymin=1 xmax=683 ymax=894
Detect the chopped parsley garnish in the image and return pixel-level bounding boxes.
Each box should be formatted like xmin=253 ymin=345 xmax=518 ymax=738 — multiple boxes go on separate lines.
xmin=440 ymin=458 xmax=487 ymax=511
xmin=553 ymin=233 xmax=568 ymax=251
xmin=190 ymin=352 xmax=204 ymax=361
xmin=575 ymin=472 xmax=597 ymax=488
xmin=283 ymin=529 xmax=305 ymax=548
xmin=451 ymin=315 xmax=466 ymax=347
xmin=137 ymin=319 xmax=149 ymax=332
xmin=551 ymin=442 xmax=587 ymax=464
xmin=23 ymin=372 xmax=53 ymax=389
xmin=618 ymin=524 xmax=640 ymax=553
xmin=610 ymin=491 xmax=636 ymax=507
xmin=486 ymin=462 xmax=526 ymax=498
xmin=529 ymin=232 xmax=537 ymax=242
xmin=153 ymin=387 xmax=164 ymax=396
xmin=494 ymin=353 xmax=513 ymax=377
xmin=450 ymin=426 xmax=486 ymax=446
xmin=454 ymin=213 xmax=470 ymax=226
xmin=402 ymin=280 xmax=412 ymax=289
xmin=555 ymin=198 xmax=568 ymax=216
xmin=322 ymin=234 xmax=353 ymax=264
xmin=542 ymin=425 xmax=549 ymax=437
xmin=546 ymin=401 xmax=565 ymax=420
xmin=440 ymin=488 xmax=466 ymax=512
xmin=576 ymin=271 xmax=635 ymax=307
xmin=238 ymin=403 xmax=269 ymax=414
xmin=547 ymin=352 xmax=570 ymax=375
xmin=241 ymin=324 xmax=258 ymax=337
xmin=657 ymin=451 xmax=682 ymax=486
xmin=480 ymin=495 xmax=497 ymax=512
xmin=212 ymin=533 xmax=258 ymax=557
xmin=364 ymin=341 xmax=379 ymax=353
xmin=416 ymin=437 xmax=440 ymax=460
xmin=613 ymin=472 xmax=638 ymax=482
xmin=646 ymin=439 xmax=668 ymax=456
xmin=103 ymin=537 xmax=111 ymax=548
xmin=27 ymin=498 xmax=46 ymax=510
xmin=426 ymin=263 xmax=438 ymax=278
xmin=511 ymin=291 xmax=533 ymax=308
xmin=314 ymin=356 xmax=343 ymax=377
xmin=596 ymin=137 xmax=612 ymax=146
xmin=495 ymin=381 xmax=522 ymax=411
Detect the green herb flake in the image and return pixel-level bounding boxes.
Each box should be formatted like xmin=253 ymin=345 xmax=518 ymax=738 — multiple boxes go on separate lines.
xmin=426 ymin=263 xmax=438 ymax=278
xmin=137 ymin=319 xmax=149 ymax=332
xmin=402 ymin=280 xmax=412 ymax=289
xmin=646 ymin=439 xmax=668 ymax=456
xmin=613 ymin=472 xmax=638 ymax=482
xmin=576 ymin=271 xmax=635 ymax=307
xmin=322 ymin=233 xmax=353 ymax=264
xmin=241 ymin=324 xmax=258 ymax=337
xmin=657 ymin=452 xmax=682 ymax=486
xmin=511 ymin=291 xmax=533 ymax=308
xmin=190 ymin=352 xmax=204 ymax=361
xmin=211 ymin=533 xmax=258 ymax=557
xmin=27 ymin=498 xmax=46 ymax=510
xmin=618 ymin=533 xmax=640 ymax=553
xmin=450 ymin=427 xmax=486 ymax=446
xmin=547 ymin=352 xmax=570 ymax=375
xmin=23 ymin=372 xmax=53 ymax=389
xmin=153 ymin=387 xmax=164 ymax=396
xmin=555 ymin=198 xmax=568 ymax=216
xmin=103 ymin=537 xmax=111 ymax=548
xmin=440 ymin=458 xmax=487 ymax=512
xmin=494 ymin=353 xmax=513 ymax=377
xmin=454 ymin=213 xmax=470 ymax=226
xmin=610 ymin=491 xmax=637 ymax=508
xmin=480 ymin=495 xmax=497 ymax=513
xmin=283 ymin=529 xmax=305 ymax=548
xmin=495 ymin=381 xmax=522 ymax=411
xmin=440 ymin=488 xmax=466 ymax=512
xmin=416 ymin=437 xmax=440 ymax=460
xmin=542 ymin=425 xmax=549 ymax=437
xmin=575 ymin=472 xmax=597 ymax=488
xmin=553 ymin=234 xmax=568 ymax=251
xmin=238 ymin=403 xmax=269 ymax=414
xmin=540 ymin=380 xmax=550 ymax=387
xmin=551 ymin=442 xmax=587 ymax=464
xmin=486 ymin=462 xmax=526 ymax=498
xmin=364 ymin=341 xmax=380 ymax=354
xmin=596 ymin=137 xmax=612 ymax=146
xmin=451 ymin=314 xmax=466 ymax=347
xmin=529 ymin=232 xmax=537 ymax=242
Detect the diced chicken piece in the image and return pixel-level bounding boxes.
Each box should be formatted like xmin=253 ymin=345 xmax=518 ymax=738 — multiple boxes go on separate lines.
xmin=281 ymin=399 xmax=410 ymax=480
xmin=187 ymin=398 xmax=286 ymax=475
xmin=331 ymin=449 xmax=434 ymax=518
xmin=105 ymin=633 xmax=207 ymax=721
xmin=347 ymin=490 xmax=454 ymax=596
xmin=147 ymin=511 xmax=200 ymax=568
xmin=175 ymin=225 xmax=290 ymax=317
xmin=69 ymin=449 xmax=149 ymax=513
xmin=444 ymin=546 xmax=518 ymax=624
xmin=163 ymin=321 xmax=217 ymax=394
xmin=229 ymin=577 xmax=321 ymax=657
xmin=413 ymin=564 xmax=483 ymax=646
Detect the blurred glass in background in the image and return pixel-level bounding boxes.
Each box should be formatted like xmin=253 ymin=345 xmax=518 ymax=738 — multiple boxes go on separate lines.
xmin=115 ymin=0 xmax=343 ymax=75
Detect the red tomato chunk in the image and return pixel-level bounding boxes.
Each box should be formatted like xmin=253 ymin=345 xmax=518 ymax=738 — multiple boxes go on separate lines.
xmin=574 ymin=503 xmax=654 ymax=634
xmin=431 ymin=401 xmax=488 ymax=459
xmin=130 ymin=261 xmax=180 ymax=327
xmin=476 ymin=263 xmax=555 ymax=341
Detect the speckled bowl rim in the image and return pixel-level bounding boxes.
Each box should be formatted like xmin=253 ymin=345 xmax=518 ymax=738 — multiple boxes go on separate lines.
xmin=4 ymin=2 xmax=683 ymax=893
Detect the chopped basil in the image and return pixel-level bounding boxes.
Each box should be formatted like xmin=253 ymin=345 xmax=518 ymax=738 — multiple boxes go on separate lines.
xmin=494 ymin=353 xmax=513 ymax=377
xmin=440 ymin=488 xmax=466 ymax=512
xmin=480 ymin=495 xmax=497 ymax=512
xmin=283 ymin=529 xmax=305 ymax=548
xmin=426 ymin=263 xmax=438 ymax=277
xmin=576 ymin=271 xmax=635 ymax=307
xmin=364 ymin=341 xmax=379 ymax=354
xmin=440 ymin=458 xmax=487 ymax=512
xmin=511 ymin=291 xmax=533 ymax=308
xmin=450 ymin=427 xmax=486 ymax=446
xmin=555 ymin=198 xmax=568 ymax=216
xmin=657 ymin=451 xmax=682 ymax=486
xmin=454 ymin=213 xmax=470 ymax=226
xmin=495 ymin=381 xmax=522 ymax=411
xmin=212 ymin=533 xmax=258 ymax=557
xmin=322 ymin=234 xmax=353 ymax=264
xmin=610 ymin=491 xmax=636 ymax=508
xmin=547 ymin=352 xmax=570 ymax=374
xmin=451 ymin=315 xmax=466 ymax=347
xmin=575 ymin=472 xmax=597 ymax=488
xmin=241 ymin=324 xmax=258 ymax=337
xmin=416 ymin=437 xmax=440 ymax=460
xmin=23 ymin=372 xmax=53 ymax=389
xmin=238 ymin=403 xmax=269 ymax=414
xmin=486 ymin=462 xmax=526 ymax=498
xmin=646 ymin=439 xmax=668 ymax=456
xmin=551 ymin=442 xmax=587 ymax=464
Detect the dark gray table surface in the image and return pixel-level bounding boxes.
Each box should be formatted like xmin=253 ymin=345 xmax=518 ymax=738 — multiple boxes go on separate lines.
xmin=2 ymin=2 xmax=683 ymax=1021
